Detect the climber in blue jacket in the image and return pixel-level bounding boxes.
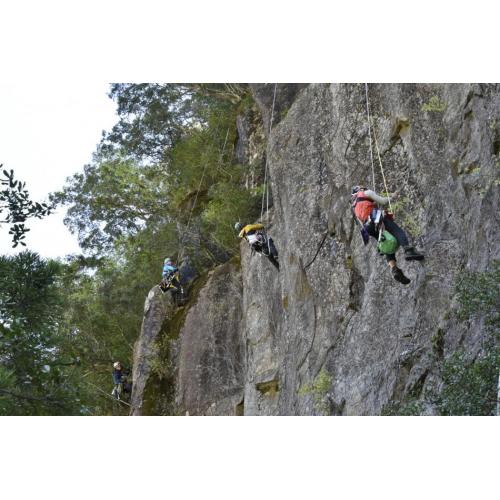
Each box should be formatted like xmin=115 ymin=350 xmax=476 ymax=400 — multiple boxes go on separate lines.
xmin=162 ymin=257 xmax=178 ymax=278
xmin=160 ymin=257 xmax=181 ymax=292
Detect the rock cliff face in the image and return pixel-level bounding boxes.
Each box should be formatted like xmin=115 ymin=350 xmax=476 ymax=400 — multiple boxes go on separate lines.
xmin=132 ymin=83 xmax=500 ymax=415
xmin=130 ymin=286 xmax=174 ymax=416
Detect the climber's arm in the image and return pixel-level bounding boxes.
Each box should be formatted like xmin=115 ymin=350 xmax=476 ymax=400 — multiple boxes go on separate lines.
xmin=364 ymin=189 xmax=392 ymax=206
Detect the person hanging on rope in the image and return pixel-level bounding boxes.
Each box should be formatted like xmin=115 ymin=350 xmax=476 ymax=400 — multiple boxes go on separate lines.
xmin=160 ymin=257 xmax=181 ymax=292
xmin=235 ymin=221 xmax=279 ymax=270
xmin=111 ymin=361 xmax=132 ymax=400
xmin=111 ymin=361 xmax=124 ymax=400
xmin=351 ymin=186 xmax=424 ymax=285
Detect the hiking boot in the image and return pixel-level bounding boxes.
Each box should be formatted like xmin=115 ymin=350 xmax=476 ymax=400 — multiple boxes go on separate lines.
xmin=404 ymin=246 xmax=424 ymax=261
xmin=392 ymin=266 xmax=411 ymax=285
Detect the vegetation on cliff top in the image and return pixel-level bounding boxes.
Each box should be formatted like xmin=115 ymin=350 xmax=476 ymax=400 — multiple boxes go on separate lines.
xmin=1 ymin=84 xmax=262 ymax=414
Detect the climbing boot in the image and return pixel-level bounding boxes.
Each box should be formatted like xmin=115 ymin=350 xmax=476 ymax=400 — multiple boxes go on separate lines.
xmin=392 ymin=266 xmax=411 ymax=285
xmin=404 ymin=246 xmax=424 ymax=261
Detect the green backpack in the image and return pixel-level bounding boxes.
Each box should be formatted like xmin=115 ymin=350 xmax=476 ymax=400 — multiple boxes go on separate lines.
xmin=377 ymin=230 xmax=399 ymax=255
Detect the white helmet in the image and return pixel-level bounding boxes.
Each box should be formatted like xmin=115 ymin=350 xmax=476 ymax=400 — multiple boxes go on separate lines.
xmin=164 ymin=257 xmax=173 ymax=264
xmin=113 ymin=361 xmax=121 ymax=369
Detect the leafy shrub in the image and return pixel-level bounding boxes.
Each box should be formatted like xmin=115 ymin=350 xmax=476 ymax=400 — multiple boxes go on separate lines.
xmin=434 ymin=262 xmax=500 ymax=415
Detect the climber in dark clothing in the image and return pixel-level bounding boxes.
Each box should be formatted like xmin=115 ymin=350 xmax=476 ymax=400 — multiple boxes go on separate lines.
xmin=111 ymin=361 xmax=123 ymax=399
xmin=111 ymin=361 xmax=132 ymax=399
xmin=352 ymin=186 xmax=424 ymax=284
xmin=235 ymin=222 xmax=279 ymax=270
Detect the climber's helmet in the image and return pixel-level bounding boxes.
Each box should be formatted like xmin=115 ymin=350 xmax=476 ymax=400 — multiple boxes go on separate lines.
xmin=234 ymin=222 xmax=243 ymax=232
xmin=351 ymin=185 xmax=365 ymax=195
xmin=164 ymin=257 xmax=173 ymax=265
xmin=113 ymin=361 xmax=121 ymax=369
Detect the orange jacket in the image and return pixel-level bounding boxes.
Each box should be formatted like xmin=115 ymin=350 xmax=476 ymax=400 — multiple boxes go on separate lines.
xmin=352 ymin=190 xmax=376 ymax=222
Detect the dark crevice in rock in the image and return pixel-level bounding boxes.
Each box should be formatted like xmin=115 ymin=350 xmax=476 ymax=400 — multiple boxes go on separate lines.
xmin=304 ymin=231 xmax=329 ymax=269
xmin=235 ymin=399 xmax=244 ymax=416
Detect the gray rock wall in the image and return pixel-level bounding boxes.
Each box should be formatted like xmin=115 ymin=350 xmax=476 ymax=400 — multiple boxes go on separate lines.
xmin=176 ymin=261 xmax=244 ymax=415
xmin=244 ymin=83 xmax=500 ymax=415
xmin=130 ymin=286 xmax=175 ymax=416
xmin=132 ymin=83 xmax=500 ymax=415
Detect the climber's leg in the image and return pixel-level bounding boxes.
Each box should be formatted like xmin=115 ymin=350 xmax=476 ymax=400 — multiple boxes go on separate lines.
xmin=268 ymin=238 xmax=278 ymax=259
xmin=366 ymin=221 xmax=378 ymax=239
xmin=383 ymin=216 xmax=424 ymax=261
xmin=382 ymin=217 xmax=409 ymax=247
xmin=390 ymin=260 xmax=411 ymax=285
xmin=268 ymin=254 xmax=280 ymax=271
xmin=403 ymin=245 xmax=425 ymax=261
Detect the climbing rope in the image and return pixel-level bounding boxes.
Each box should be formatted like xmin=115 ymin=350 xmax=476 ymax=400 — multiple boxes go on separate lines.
xmin=365 ymin=83 xmax=377 ymax=191
xmin=364 ymin=83 xmax=394 ymax=214
xmin=178 ymin=124 xmax=232 ymax=262
xmin=84 ymin=379 xmax=132 ymax=408
xmin=260 ymin=83 xmax=278 ymax=225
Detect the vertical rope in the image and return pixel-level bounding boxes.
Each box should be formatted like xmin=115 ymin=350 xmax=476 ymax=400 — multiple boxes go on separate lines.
xmin=260 ymin=83 xmax=278 ymax=223
xmin=372 ymin=122 xmax=394 ymax=214
xmin=178 ymin=123 xmax=224 ymax=262
xmin=365 ymin=83 xmax=394 ymax=214
xmin=365 ymin=83 xmax=376 ymax=190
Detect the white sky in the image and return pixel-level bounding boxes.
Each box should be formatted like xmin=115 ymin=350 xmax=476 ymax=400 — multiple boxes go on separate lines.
xmin=0 ymin=83 xmax=118 ymax=258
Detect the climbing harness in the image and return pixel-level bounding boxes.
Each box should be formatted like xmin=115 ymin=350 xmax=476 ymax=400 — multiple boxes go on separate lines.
xmin=159 ymin=271 xmax=184 ymax=295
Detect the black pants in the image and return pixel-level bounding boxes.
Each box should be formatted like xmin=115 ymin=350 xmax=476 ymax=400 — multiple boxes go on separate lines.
xmin=251 ymin=237 xmax=278 ymax=258
xmin=366 ymin=216 xmax=409 ymax=262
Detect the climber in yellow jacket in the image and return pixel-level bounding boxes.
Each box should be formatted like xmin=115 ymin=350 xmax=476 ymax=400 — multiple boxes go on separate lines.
xmin=235 ymin=222 xmax=279 ymax=270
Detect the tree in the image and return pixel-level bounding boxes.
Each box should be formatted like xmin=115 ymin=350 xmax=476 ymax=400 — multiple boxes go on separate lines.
xmin=1 ymin=167 xmax=53 ymax=247
xmin=0 ymin=251 xmax=83 ymax=415
xmin=54 ymin=84 xmax=258 ymax=262
xmin=435 ymin=262 xmax=500 ymax=415
xmin=100 ymin=84 xmax=195 ymax=162
xmin=52 ymin=158 xmax=172 ymax=253
xmin=100 ymin=83 xmax=247 ymax=163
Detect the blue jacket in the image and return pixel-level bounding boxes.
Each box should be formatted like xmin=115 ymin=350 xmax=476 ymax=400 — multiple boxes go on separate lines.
xmin=162 ymin=263 xmax=178 ymax=278
xmin=112 ymin=369 xmax=123 ymax=385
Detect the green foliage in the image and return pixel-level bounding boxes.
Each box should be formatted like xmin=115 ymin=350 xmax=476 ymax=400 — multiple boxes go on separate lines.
xmin=435 ymin=347 xmax=499 ymax=415
xmin=421 ymin=95 xmax=447 ymax=112
xmin=56 ymin=84 xmax=258 ymax=264
xmin=456 ymin=261 xmax=500 ymax=325
xmin=381 ymin=399 xmax=424 ymax=416
xmin=383 ymin=263 xmax=500 ymax=416
xmin=299 ymin=368 xmax=332 ymax=415
xmin=39 ymin=84 xmax=262 ymax=414
xmin=1 ymin=166 xmax=53 ymax=247
xmin=101 ymin=83 xmax=247 ymax=163
xmin=431 ymin=328 xmax=445 ymax=358
xmin=101 ymin=84 xmax=195 ymax=162
xmin=433 ymin=262 xmax=500 ymax=415
xmin=202 ymin=181 xmax=261 ymax=252
xmin=52 ymin=158 xmax=171 ymax=253
xmin=390 ymin=196 xmax=423 ymax=238
xmin=0 ymin=252 xmax=84 ymax=415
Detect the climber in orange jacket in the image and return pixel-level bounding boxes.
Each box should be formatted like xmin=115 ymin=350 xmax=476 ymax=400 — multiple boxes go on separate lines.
xmin=351 ymin=186 xmax=424 ymax=284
